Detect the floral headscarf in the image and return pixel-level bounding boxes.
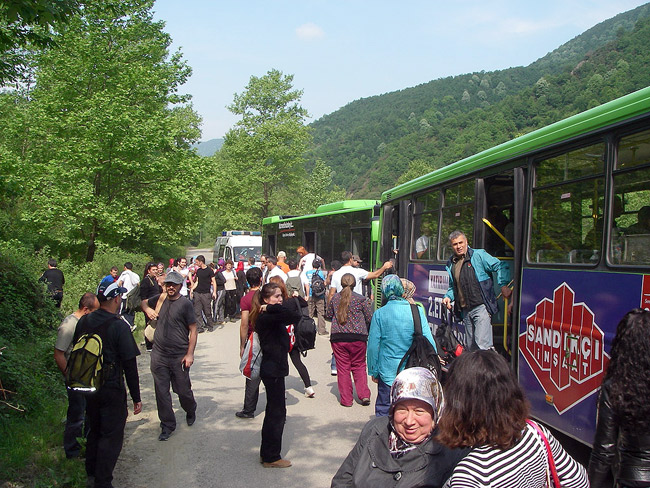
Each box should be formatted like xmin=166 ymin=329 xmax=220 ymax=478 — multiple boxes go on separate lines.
xmin=382 ymin=274 xmax=404 ymax=300
xmin=387 ymin=367 xmax=445 ymax=458
xmin=400 ymin=278 xmax=416 ymax=304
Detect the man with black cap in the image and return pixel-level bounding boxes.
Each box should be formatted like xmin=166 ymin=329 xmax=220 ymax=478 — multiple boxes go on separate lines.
xmin=141 ymin=270 xmax=198 ymax=441
xmin=80 ymin=281 xmax=142 ymax=488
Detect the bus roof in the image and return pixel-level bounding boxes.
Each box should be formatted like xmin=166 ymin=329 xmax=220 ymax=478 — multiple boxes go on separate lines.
xmin=262 ymin=199 xmax=378 ymax=224
xmin=381 ymin=85 xmax=650 ymax=202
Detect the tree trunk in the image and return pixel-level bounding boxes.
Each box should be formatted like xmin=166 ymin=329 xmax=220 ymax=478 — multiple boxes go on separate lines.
xmin=86 ymin=218 xmax=98 ymax=262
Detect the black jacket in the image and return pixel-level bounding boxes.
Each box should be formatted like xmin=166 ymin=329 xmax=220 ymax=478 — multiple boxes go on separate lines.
xmin=331 ymin=417 xmax=468 ymax=488
xmin=256 ymin=303 xmax=301 ymax=377
xmin=588 ymin=382 xmax=650 ymax=487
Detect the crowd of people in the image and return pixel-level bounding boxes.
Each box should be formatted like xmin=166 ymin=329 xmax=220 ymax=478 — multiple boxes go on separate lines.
xmin=41 ymin=229 xmax=650 ymax=487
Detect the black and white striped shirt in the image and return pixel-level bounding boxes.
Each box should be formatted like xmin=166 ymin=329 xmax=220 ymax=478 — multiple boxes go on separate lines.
xmin=445 ymin=423 xmax=589 ymax=488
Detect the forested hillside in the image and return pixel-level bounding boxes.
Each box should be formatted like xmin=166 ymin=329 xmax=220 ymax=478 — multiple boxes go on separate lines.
xmin=309 ymin=3 xmax=650 ymax=196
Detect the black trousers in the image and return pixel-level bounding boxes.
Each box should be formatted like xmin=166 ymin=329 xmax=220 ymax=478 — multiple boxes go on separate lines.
xmin=289 ymin=349 xmax=311 ymax=388
xmin=64 ymin=388 xmax=86 ymax=458
xmin=242 ymin=375 xmax=262 ymax=415
xmin=85 ymin=387 xmax=128 ymax=488
xmin=260 ymin=376 xmax=286 ymax=463
xmin=150 ymin=351 xmax=196 ymax=432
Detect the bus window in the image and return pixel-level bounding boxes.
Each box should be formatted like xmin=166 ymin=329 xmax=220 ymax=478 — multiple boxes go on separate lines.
xmin=529 ymin=143 xmax=606 ymax=264
xmin=613 ymin=129 xmax=650 ymax=265
xmin=412 ymin=191 xmax=440 ymax=261
xmin=440 ymin=181 xmax=474 ymax=261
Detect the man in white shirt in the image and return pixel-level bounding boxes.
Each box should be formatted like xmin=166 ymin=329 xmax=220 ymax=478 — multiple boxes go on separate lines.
xmin=328 ymin=251 xmax=392 ymax=299
xmin=264 ymin=256 xmax=287 ymax=283
xmin=297 ymin=246 xmax=323 ymax=274
xmin=174 ymin=257 xmax=190 ymax=297
xmin=118 ymin=261 xmax=141 ymax=328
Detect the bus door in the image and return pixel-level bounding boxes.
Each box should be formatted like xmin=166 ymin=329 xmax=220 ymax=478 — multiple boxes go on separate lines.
xmin=480 ymin=168 xmax=525 ymax=358
xmin=304 ymin=231 xmax=316 ymax=258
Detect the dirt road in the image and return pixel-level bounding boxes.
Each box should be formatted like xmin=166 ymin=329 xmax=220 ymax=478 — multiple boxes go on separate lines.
xmin=112 ymin=314 xmax=377 ymax=488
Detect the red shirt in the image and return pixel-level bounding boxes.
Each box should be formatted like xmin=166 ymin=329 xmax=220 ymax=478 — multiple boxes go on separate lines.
xmin=240 ymin=288 xmax=257 ymax=336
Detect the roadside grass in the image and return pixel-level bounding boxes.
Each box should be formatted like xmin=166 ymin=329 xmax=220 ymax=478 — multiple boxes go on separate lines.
xmin=0 ymin=388 xmax=86 ymax=487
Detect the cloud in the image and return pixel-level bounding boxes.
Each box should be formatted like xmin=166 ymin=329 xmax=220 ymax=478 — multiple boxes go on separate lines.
xmin=296 ymin=22 xmax=325 ymax=41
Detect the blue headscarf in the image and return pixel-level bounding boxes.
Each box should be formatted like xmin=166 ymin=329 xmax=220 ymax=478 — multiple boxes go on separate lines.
xmin=382 ymin=274 xmax=404 ymax=300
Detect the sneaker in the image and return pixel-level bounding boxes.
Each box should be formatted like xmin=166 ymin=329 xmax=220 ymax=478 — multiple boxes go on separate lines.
xmin=305 ymin=386 xmax=315 ymax=398
xmin=158 ymin=430 xmax=172 ymax=441
xmin=235 ymin=411 xmax=254 ymax=419
xmin=197 ymin=327 xmax=206 ymax=334
xmin=361 ymin=398 xmax=371 ymax=406
xmin=331 ymin=365 xmax=337 ymax=376
xmin=186 ymin=411 xmax=196 ymax=426
xmin=262 ymin=459 xmax=292 ymax=468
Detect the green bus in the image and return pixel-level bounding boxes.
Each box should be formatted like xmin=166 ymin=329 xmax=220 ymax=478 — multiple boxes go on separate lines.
xmin=262 ymin=200 xmax=380 ymax=269
xmin=377 ymin=86 xmax=650 ymax=445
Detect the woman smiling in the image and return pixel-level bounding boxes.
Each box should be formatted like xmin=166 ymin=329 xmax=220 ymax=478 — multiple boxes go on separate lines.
xmin=331 ymin=367 xmax=467 ymax=488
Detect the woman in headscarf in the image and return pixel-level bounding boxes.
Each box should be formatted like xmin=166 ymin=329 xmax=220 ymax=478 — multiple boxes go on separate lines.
xmin=367 ymin=275 xmax=436 ymax=416
xmin=331 ymin=367 xmax=467 ymax=488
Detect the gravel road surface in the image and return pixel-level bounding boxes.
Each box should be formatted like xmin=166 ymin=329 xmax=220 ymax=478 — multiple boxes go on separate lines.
xmin=112 ymin=312 xmax=377 ymax=488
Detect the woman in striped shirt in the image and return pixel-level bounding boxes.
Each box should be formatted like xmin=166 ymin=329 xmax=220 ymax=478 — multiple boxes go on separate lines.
xmin=437 ymin=350 xmax=589 ymax=488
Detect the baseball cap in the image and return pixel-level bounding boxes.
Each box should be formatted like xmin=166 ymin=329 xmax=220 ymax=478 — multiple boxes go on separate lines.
xmin=164 ymin=270 xmax=184 ymax=285
xmin=97 ymin=281 xmax=127 ymax=301
xmin=351 ymin=254 xmax=362 ymax=263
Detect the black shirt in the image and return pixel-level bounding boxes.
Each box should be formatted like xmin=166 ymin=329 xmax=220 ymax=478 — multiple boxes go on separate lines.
xmin=140 ymin=274 xmax=161 ymax=300
xmin=256 ymin=303 xmax=301 ymax=377
xmin=194 ymin=266 xmax=214 ymax=294
xmin=75 ymin=308 xmax=141 ymax=401
xmin=147 ymin=295 xmax=196 ymax=356
xmin=39 ymin=268 xmax=65 ymax=292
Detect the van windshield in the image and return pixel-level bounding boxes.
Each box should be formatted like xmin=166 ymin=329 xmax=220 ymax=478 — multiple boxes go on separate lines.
xmin=234 ymin=246 xmax=261 ymax=262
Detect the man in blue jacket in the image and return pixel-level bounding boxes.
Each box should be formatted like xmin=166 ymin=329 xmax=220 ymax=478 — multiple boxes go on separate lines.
xmin=442 ymin=230 xmax=511 ymax=351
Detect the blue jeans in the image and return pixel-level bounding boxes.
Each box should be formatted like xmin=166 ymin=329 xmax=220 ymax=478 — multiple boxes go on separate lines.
xmin=375 ymin=378 xmax=391 ymax=417
xmin=462 ymin=303 xmax=493 ymax=351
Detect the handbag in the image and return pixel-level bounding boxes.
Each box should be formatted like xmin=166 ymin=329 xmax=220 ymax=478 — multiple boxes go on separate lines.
xmin=397 ymin=304 xmax=442 ymax=378
xmin=144 ymin=293 xmax=166 ymax=343
xmin=526 ymin=419 xmax=561 ymax=487
xmin=292 ymin=298 xmax=316 ymax=354
xmin=239 ymin=331 xmax=262 ymax=380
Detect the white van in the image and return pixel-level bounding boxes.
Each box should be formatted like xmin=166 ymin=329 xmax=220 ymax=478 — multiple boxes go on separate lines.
xmin=213 ymin=231 xmax=262 ymax=266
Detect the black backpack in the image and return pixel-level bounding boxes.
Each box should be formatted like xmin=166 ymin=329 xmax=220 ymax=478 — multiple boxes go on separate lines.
xmin=310 ymin=269 xmax=326 ymax=297
xmin=397 ymin=304 xmax=442 ymax=379
xmin=65 ymin=316 xmax=114 ymax=394
xmin=292 ymin=299 xmax=317 ymax=354
xmin=124 ymin=283 xmax=141 ymax=313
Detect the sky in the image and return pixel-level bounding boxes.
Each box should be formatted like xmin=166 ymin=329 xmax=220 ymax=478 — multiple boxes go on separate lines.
xmin=151 ymin=1 xmax=648 ymax=141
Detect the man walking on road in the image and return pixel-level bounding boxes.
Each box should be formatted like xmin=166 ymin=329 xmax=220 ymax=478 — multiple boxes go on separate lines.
xmin=53 ymin=292 xmax=99 ymax=458
xmin=80 ymin=281 xmax=142 ymax=488
xmin=442 ymin=230 xmax=511 ymax=351
xmin=304 ymin=259 xmax=328 ymax=335
xmin=117 ymin=262 xmax=140 ymax=329
xmin=236 ymin=266 xmax=263 ymax=419
xmin=142 ymin=271 xmax=198 ymax=441
xmin=191 ymin=254 xmax=217 ymax=332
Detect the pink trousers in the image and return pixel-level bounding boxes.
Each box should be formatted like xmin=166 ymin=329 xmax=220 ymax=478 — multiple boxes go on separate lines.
xmin=331 ymin=341 xmax=371 ymax=406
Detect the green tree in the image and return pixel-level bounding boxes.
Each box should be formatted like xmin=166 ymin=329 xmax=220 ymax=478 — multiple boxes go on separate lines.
xmin=222 ymin=69 xmax=312 ymax=219
xmin=13 ymin=0 xmax=205 ymax=261
xmin=0 ymin=0 xmax=82 ymax=85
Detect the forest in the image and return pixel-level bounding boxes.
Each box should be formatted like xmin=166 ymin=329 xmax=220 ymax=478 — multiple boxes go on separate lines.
xmin=307 ymin=3 xmax=650 ymax=196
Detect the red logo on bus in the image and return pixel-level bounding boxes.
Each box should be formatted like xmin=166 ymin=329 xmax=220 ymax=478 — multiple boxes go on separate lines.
xmin=642 ymin=275 xmax=650 ymax=309
xmin=519 ymin=283 xmax=609 ymax=414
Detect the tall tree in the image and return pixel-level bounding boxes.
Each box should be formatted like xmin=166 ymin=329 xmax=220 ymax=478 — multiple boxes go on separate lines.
xmin=222 ymin=69 xmax=312 ymax=220
xmin=14 ymin=0 xmax=206 ymax=261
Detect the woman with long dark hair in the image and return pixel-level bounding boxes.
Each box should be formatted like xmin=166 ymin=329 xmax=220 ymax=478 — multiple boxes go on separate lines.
xmin=437 ymin=350 xmax=588 ymax=487
xmin=588 ymin=308 xmax=650 ymax=487
xmin=251 ymin=282 xmax=301 ymax=468
xmin=326 ymin=273 xmax=373 ymax=407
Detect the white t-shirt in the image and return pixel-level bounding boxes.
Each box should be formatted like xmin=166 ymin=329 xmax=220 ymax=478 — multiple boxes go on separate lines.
xmin=299 ymin=253 xmax=320 ymax=273
xmin=118 ymin=269 xmax=140 ymax=298
xmin=177 ymin=266 xmax=190 ymax=296
xmin=222 ymin=270 xmax=237 ymax=290
xmin=266 ymin=266 xmax=287 ymax=283
xmin=330 ymin=265 xmax=369 ymax=294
